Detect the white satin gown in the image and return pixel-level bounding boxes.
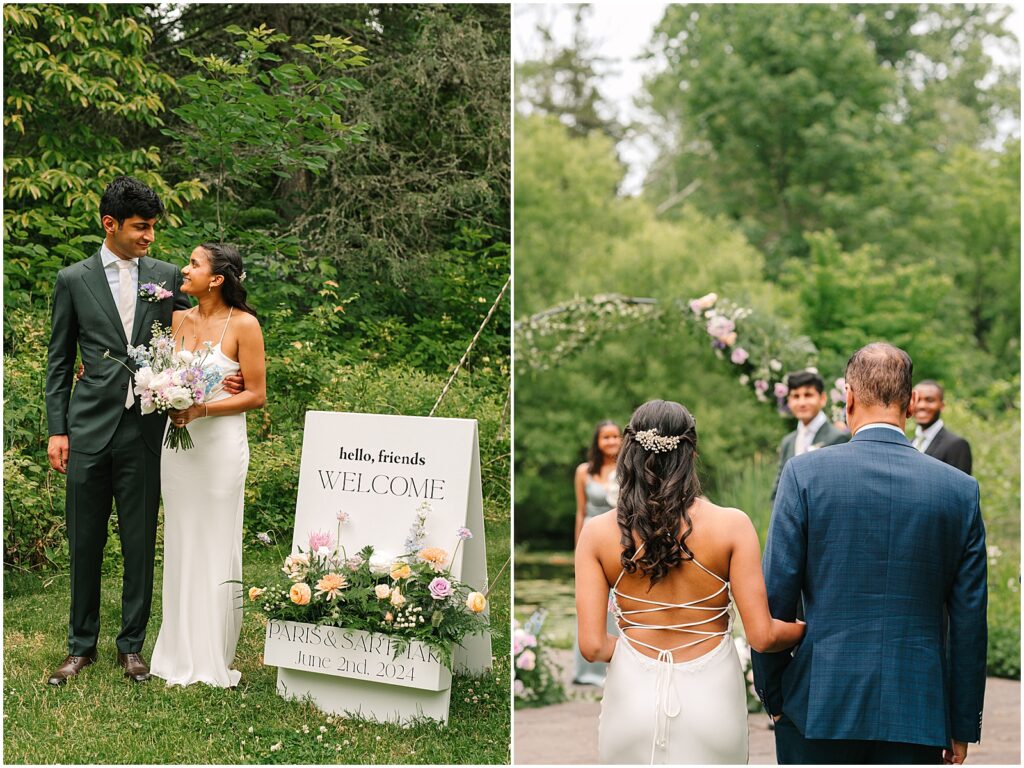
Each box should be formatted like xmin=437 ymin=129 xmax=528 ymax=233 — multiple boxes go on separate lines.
xmin=598 ymin=549 xmax=748 ymax=764
xmin=151 ymin=310 xmax=247 ymax=687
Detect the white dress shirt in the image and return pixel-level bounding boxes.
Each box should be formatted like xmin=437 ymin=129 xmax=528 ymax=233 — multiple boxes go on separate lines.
xmin=795 ymin=411 xmax=828 ymax=455
xmin=100 ymin=243 xmax=139 ymax=302
xmin=913 ymin=418 xmax=944 ymax=453
xmin=857 ymin=422 xmax=907 ymax=435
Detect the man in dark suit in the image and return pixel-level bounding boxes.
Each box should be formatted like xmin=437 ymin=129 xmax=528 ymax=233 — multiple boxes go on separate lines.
xmin=753 ymin=343 xmax=987 ymax=764
xmin=45 ymin=177 xmax=192 ymax=685
xmin=913 ymin=379 xmax=972 ymax=475
xmin=770 ymin=370 xmax=850 ymax=502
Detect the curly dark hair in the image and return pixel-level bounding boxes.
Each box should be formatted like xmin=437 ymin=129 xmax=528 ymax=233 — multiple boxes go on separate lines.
xmin=616 ymin=400 xmax=701 ymax=587
xmin=586 ymin=420 xmax=620 ymax=476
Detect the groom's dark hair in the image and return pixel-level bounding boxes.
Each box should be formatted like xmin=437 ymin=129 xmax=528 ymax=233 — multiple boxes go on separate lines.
xmin=785 ymin=370 xmax=825 ymax=393
xmin=845 ymin=343 xmax=913 ymax=411
xmin=100 ymin=176 xmax=165 ymax=225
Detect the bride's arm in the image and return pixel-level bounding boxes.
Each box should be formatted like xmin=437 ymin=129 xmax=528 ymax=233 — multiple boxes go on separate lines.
xmin=575 ymin=514 xmax=617 ymax=663
xmin=728 ymin=511 xmax=804 ymax=653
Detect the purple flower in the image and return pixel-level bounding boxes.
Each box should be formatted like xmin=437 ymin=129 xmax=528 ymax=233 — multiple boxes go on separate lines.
xmin=774 ymin=382 xmax=789 ymax=398
xmin=711 ymin=339 xmax=727 ymax=350
xmin=256 ymin=532 xmax=272 ymax=546
xmin=730 ymin=347 xmax=749 ymax=365
xmin=754 ymin=379 xmax=769 ymax=394
xmin=688 ymin=299 xmax=703 ymax=315
xmin=428 ymin=576 xmax=453 ymax=600
xmin=456 ymin=527 xmax=473 ymax=540
xmin=830 ymin=388 xmax=844 ymax=403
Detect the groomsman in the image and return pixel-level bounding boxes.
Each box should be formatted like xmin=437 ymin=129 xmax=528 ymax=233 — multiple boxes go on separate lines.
xmin=770 ymin=370 xmax=849 ymax=502
xmin=912 ymin=379 xmax=972 ymax=475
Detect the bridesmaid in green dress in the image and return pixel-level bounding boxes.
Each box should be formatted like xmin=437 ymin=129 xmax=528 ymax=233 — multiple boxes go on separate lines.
xmin=572 ymin=420 xmax=621 ymax=685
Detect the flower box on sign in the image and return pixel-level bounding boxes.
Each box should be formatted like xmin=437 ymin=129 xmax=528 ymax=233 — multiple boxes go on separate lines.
xmin=263 ymin=619 xmax=452 ymax=692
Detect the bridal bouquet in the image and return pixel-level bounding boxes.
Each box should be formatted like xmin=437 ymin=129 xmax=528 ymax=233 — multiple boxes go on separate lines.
xmin=249 ymin=505 xmax=489 ymax=667
xmin=105 ymin=321 xmax=224 ymax=451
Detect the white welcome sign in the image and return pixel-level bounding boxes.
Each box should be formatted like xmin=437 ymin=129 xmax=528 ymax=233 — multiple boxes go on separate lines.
xmin=270 ymin=410 xmax=491 ymax=724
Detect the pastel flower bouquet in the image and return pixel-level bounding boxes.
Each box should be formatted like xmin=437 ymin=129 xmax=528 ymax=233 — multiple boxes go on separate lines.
xmin=513 ymin=610 xmax=566 ymax=708
xmin=105 ymin=321 xmax=224 ymax=450
xmin=249 ymin=505 xmax=489 ymax=668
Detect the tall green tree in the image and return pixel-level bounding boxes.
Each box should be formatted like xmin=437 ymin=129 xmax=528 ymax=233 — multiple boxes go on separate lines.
xmin=2 ymin=4 xmax=203 ymax=325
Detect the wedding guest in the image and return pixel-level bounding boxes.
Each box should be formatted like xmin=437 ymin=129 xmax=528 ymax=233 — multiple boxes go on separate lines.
xmin=912 ymin=380 xmax=972 ymax=475
xmin=770 ymin=370 xmax=850 ymax=502
xmin=572 ymin=420 xmax=620 ymax=686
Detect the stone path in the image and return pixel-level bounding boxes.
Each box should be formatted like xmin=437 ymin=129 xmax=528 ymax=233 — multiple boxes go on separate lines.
xmin=515 ymin=649 xmax=1020 ymax=764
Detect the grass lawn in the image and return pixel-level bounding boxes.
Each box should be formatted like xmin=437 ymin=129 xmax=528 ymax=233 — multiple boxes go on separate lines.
xmin=3 ymin=511 xmax=510 ymax=764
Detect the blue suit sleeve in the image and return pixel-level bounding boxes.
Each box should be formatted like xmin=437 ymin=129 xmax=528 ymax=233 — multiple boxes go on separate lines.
xmin=752 ymin=460 xmax=807 ymax=715
xmin=948 ymin=483 xmax=987 ymax=742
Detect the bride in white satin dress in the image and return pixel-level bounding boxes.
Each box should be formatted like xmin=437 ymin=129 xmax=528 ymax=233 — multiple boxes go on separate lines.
xmin=576 ymin=400 xmax=804 ymax=764
xmin=150 ymin=243 xmax=266 ymax=688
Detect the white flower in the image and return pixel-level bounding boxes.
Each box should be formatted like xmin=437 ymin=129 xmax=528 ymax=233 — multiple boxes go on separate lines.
xmin=175 ymin=349 xmax=195 ymax=365
xmin=270 ymin=742 xmax=282 ymax=752
xmin=769 ymin=359 xmax=782 ymax=372
xmin=374 ymin=584 xmax=392 ymax=600
xmin=139 ymin=398 xmax=157 ymax=415
xmin=165 ymin=386 xmax=193 ymax=410
xmin=134 ymin=367 xmax=154 ymax=391
xmin=369 ymin=553 xmax=392 ymax=575
xmin=149 ymin=370 xmax=171 ymax=391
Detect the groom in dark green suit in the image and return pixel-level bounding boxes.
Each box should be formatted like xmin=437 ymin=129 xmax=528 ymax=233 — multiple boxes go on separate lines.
xmin=770 ymin=370 xmax=850 ymax=502
xmin=45 ymin=177 xmax=191 ymax=685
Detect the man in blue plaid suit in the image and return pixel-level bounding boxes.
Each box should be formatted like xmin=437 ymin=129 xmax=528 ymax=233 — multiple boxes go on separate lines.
xmin=752 ymin=343 xmax=987 ymax=764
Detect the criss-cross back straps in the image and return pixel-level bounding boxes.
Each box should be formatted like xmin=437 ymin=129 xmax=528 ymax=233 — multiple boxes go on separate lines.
xmin=610 ymin=540 xmax=734 ymax=655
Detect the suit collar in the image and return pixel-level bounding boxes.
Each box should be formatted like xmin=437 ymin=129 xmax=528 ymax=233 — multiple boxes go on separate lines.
xmin=851 ymin=425 xmax=913 ymax=447
xmin=82 ymin=250 xmax=129 ymax=347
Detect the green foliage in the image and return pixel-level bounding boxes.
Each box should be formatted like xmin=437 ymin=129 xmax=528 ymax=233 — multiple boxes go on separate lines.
xmin=3 ymin=544 xmax=511 ymax=764
xmin=2 ymin=3 xmax=205 ymax=319
xmin=163 ymin=24 xmax=369 ymax=239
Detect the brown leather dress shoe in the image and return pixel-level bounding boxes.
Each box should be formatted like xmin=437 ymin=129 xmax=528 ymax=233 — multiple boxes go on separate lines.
xmin=117 ymin=652 xmax=151 ymax=682
xmin=47 ymin=652 xmax=97 ymax=686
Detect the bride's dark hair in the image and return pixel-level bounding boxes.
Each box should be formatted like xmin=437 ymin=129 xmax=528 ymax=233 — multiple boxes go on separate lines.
xmin=199 ymin=242 xmax=258 ymax=318
xmin=616 ymin=399 xmax=701 ymax=587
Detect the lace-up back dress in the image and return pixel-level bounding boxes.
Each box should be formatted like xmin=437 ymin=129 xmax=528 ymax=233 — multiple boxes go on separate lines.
xmin=598 ymin=540 xmax=748 ymax=764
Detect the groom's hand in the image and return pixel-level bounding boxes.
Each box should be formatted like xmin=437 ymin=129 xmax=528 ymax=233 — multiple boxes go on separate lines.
xmin=48 ymin=435 xmax=69 ymax=474
xmin=222 ymin=372 xmax=244 ymax=395
xmin=943 ymin=740 xmax=968 ymax=764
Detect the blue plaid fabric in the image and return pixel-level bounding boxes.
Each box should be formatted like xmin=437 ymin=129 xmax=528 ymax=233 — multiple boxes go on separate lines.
xmin=751 ymin=427 xmax=987 ymax=748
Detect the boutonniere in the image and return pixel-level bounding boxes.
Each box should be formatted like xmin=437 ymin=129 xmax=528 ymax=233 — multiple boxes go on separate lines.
xmin=138 ymin=282 xmax=173 ymax=303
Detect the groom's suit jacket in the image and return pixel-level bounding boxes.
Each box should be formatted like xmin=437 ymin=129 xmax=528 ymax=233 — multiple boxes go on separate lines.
xmin=46 ymin=250 xmax=189 ymax=455
xmin=769 ymin=419 xmax=850 ymax=501
xmin=752 ymin=427 xmax=987 ymax=748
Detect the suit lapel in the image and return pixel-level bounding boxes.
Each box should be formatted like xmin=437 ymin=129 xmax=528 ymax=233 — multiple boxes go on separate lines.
xmin=81 ymin=251 xmax=128 ymax=348
xmin=924 ymin=427 xmax=946 ymax=457
xmin=132 ymin=257 xmax=158 ymax=346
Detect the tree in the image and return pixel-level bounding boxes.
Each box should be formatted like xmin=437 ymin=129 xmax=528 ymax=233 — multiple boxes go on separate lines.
xmin=2 ymin=3 xmax=203 ymax=326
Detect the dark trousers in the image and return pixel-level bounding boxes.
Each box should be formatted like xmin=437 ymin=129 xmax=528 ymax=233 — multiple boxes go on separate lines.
xmin=775 ymin=714 xmax=943 ymax=764
xmin=65 ymin=408 xmax=160 ymax=656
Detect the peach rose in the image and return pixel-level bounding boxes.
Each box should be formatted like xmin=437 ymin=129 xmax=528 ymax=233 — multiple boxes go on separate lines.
xmin=466 ymin=591 xmax=487 ymax=613
xmin=374 ymin=584 xmax=392 ymax=600
xmin=248 ymin=587 xmax=265 ymax=602
xmin=390 ymin=587 xmax=406 ymax=607
xmin=390 ymin=563 xmax=412 ymax=580
xmin=289 ymin=582 xmax=312 ymax=606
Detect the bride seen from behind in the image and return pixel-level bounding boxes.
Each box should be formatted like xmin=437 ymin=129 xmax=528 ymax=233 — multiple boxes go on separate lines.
xmin=575 ymin=399 xmax=804 ymax=764
xmin=150 ymin=243 xmax=266 ymax=688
